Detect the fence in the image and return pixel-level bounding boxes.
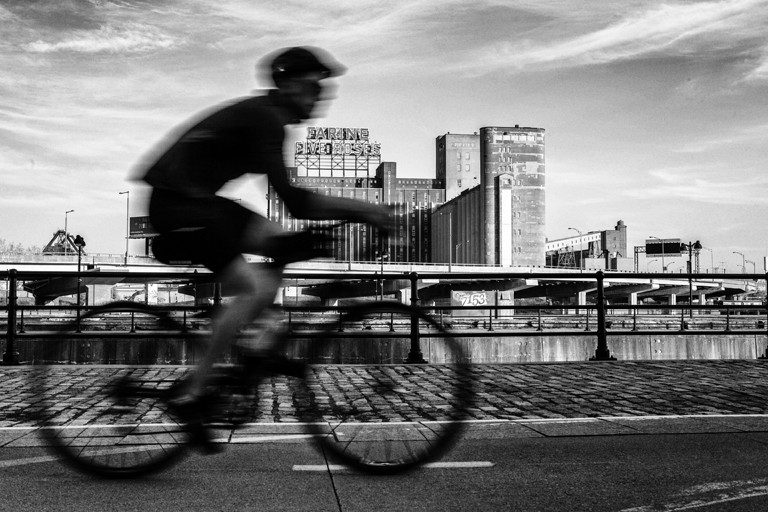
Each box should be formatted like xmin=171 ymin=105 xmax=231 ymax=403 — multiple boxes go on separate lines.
xmin=2 ymin=268 xmax=767 ymax=364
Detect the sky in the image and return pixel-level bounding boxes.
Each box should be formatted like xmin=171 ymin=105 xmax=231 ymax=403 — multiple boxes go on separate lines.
xmin=1 ymin=0 xmax=767 ymax=272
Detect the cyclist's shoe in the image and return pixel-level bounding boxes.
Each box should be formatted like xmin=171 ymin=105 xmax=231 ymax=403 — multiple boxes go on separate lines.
xmin=167 ymin=394 xmax=224 ymax=455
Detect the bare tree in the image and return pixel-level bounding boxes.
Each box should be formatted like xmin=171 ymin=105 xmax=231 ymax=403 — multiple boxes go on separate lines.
xmin=0 ymin=238 xmax=42 ymax=255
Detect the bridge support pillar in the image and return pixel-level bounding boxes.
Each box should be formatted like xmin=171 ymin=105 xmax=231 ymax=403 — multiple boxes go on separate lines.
xmin=577 ymin=291 xmax=588 ymax=314
xmin=629 ymin=292 xmax=638 ymax=306
xmin=498 ymin=290 xmax=514 ymax=317
xmin=398 ymin=288 xmax=411 ymax=305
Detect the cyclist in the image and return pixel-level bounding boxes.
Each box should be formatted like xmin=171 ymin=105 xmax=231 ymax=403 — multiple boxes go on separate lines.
xmin=138 ymin=47 xmax=391 ymax=449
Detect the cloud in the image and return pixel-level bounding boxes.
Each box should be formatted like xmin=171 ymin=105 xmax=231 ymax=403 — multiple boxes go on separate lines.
xmin=675 ymin=122 xmax=768 ymax=152
xmin=742 ymin=45 xmax=768 ymax=81
xmin=625 ymin=165 xmax=768 ymax=205
xmin=24 ymin=23 xmax=180 ymax=54
xmin=462 ymin=0 xmax=768 ymax=77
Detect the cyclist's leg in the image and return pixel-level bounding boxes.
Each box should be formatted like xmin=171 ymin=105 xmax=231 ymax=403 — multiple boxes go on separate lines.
xmin=183 ymin=215 xmax=286 ymax=399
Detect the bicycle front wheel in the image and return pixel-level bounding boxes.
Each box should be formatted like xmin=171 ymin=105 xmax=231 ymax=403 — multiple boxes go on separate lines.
xmin=29 ymin=302 xmax=203 ymax=478
xmin=296 ymin=302 xmax=473 ymax=474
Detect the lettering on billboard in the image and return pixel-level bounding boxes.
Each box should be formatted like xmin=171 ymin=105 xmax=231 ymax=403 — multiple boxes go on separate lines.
xmin=296 ymin=127 xmax=381 ymax=157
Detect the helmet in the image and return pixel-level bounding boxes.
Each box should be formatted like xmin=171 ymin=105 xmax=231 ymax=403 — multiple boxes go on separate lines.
xmin=266 ymin=46 xmax=346 ymax=84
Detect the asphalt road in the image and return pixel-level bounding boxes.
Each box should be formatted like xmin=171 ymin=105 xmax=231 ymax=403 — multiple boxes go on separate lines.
xmin=4 ymin=428 xmax=768 ymax=511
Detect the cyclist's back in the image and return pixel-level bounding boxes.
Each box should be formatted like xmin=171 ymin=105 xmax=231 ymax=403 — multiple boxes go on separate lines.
xmin=144 ymin=93 xmax=285 ymax=198
xmin=144 ymin=91 xmax=294 ymax=270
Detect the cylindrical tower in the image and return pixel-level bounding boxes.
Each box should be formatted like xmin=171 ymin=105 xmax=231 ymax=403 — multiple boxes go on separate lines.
xmin=480 ymin=126 xmax=545 ymax=266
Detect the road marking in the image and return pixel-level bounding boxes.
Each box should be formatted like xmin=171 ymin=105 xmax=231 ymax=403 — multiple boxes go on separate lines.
xmin=3 ymin=414 xmax=766 ymax=432
xmin=0 ymin=445 xmax=180 ymax=469
xmin=228 ymin=434 xmax=318 ymax=443
xmin=619 ymin=479 xmax=768 ymax=511
xmin=0 ymin=455 xmax=60 ymax=468
xmin=422 ymin=461 xmax=495 ymax=469
xmin=293 ymin=461 xmax=494 ymax=472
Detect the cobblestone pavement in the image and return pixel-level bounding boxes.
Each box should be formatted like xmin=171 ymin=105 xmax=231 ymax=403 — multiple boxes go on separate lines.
xmin=2 ymin=360 xmax=768 ymax=424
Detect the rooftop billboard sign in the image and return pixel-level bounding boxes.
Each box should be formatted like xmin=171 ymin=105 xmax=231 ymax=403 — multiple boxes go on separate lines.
xmin=645 ymin=238 xmax=682 ymax=255
xmin=295 ymin=127 xmax=381 ymax=157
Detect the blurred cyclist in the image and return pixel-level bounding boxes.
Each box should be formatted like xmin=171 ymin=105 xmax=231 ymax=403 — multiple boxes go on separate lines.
xmin=139 ymin=47 xmax=391 ymax=449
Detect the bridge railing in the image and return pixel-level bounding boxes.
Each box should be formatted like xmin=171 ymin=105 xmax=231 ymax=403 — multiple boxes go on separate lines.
xmin=1 ymin=268 xmax=766 ymax=364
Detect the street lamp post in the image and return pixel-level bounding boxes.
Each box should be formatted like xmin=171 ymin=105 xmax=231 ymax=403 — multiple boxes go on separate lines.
xmin=646 ymin=258 xmax=658 ymax=272
xmin=448 ymin=211 xmax=453 ymax=269
xmin=64 ymin=210 xmax=74 ymax=254
xmin=437 ymin=210 xmax=453 ymax=270
xmin=455 ymin=240 xmax=468 ymax=266
xmin=119 ymin=191 xmax=130 ymax=265
xmin=746 ymin=259 xmax=756 ymax=274
xmin=73 ymin=235 xmax=86 ymax=332
xmin=568 ymin=227 xmax=583 ymax=272
xmin=680 ymin=240 xmax=702 ymax=318
xmin=375 ymin=247 xmax=388 ymax=301
xmin=733 ymin=251 xmax=746 ymax=273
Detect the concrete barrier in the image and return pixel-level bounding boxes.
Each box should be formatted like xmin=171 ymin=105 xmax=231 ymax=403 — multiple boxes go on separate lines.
xmin=11 ymin=332 xmax=767 ymax=364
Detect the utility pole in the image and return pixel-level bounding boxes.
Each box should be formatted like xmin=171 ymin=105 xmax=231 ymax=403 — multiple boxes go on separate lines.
xmin=64 ymin=209 xmax=74 ymax=254
xmin=119 ymin=191 xmax=130 ymax=265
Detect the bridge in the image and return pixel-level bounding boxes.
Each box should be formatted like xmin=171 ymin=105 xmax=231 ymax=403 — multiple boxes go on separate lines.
xmin=0 ymin=253 xmax=758 ymax=306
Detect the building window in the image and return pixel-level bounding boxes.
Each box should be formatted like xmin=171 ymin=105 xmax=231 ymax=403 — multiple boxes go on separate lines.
xmin=456 ymin=164 xmax=461 ymax=171
xmin=465 ymin=152 xmax=470 ymax=160
xmin=465 ymin=164 xmax=470 ymax=172
xmin=457 ymin=179 xmax=462 ymax=187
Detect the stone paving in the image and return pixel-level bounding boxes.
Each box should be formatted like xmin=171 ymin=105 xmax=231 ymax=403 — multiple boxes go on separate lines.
xmin=3 ymin=360 xmax=768 ymax=427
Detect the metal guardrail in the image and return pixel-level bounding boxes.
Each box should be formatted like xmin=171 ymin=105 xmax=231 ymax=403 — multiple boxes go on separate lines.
xmin=1 ymin=268 xmax=767 ymax=364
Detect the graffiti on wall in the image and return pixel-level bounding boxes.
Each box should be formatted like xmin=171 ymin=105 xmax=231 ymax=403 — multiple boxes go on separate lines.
xmin=452 ymin=291 xmax=490 ymax=307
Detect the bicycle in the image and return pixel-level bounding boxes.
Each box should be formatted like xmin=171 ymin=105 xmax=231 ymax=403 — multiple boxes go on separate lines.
xmin=28 ymin=226 xmax=474 ymax=478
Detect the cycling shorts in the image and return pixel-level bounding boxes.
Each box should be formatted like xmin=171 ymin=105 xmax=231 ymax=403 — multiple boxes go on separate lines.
xmin=148 ymin=189 xmax=254 ymax=272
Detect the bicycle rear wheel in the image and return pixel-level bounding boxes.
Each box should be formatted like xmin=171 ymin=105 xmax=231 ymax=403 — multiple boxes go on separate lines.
xmin=296 ymin=302 xmax=473 ymax=474
xmin=29 ymin=302 xmax=204 ymax=478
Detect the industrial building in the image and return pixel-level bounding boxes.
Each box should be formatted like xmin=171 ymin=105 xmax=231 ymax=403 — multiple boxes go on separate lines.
xmin=267 ymin=126 xmax=444 ymax=263
xmin=433 ymin=126 xmax=546 ymax=267
xmin=268 ymin=125 xmax=547 ymax=267
xmin=545 ymin=220 xmax=630 ymax=271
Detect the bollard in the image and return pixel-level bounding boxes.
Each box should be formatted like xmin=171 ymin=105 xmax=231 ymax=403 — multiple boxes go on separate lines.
xmin=405 ymin=272 xmax=426 ymax=363
xmin=2 ymin=269 xmax=21 ymax=365
xmin=759 ymin=274 xmax=768 ymax=359
xmin=589 ymin=271 xmax=616 ymax=361
xmin=584 ymin=305 xmax=591 ymax=332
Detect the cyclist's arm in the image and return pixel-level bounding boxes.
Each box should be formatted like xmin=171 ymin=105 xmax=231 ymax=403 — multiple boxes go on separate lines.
xmin=256 ymin=113 xmax=391 ymax=230
xmin=266 ymin=157 xmax=391 ymax=229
